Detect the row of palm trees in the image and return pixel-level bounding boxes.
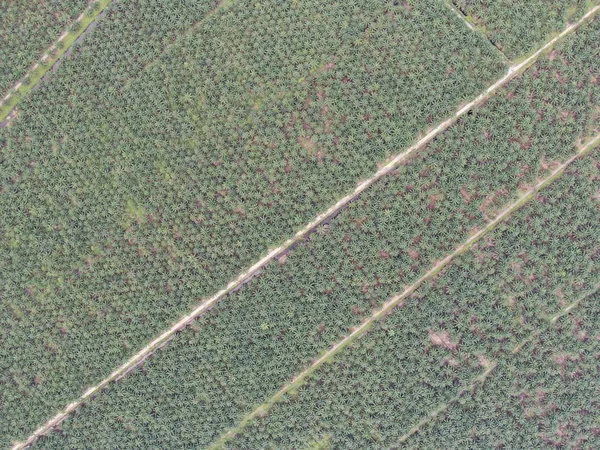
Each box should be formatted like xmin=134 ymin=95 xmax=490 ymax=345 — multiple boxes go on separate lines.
xmin=2 ymin=2 xmax=599 ymax=448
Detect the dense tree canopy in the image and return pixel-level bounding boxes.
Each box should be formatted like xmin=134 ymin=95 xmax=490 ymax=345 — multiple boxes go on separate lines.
xmin=26 ymin=16 xmax=600 ymax=449
xmin=0 ymin=0 xmax=510 ymax=445
xmin=453 ymin=0 xmax=593 ymax=59
xmin=408 ymin=292 xmax=600 ymax=449
xmin=220 ymin=150 xmax=600 ymax=450
xmin=0 ymin=0 xmax=87 ymax=95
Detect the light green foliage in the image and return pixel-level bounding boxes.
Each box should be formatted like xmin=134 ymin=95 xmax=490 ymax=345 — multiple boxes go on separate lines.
xmin=30 ymin=18 xmax=600 ymax=449
xmin=452 ymin=0 xmax=595 ymax=59
xmin=0 ymin=0 xmax=87 ymax=95
xmin=0 ymin=0 xmax=508 ymax=445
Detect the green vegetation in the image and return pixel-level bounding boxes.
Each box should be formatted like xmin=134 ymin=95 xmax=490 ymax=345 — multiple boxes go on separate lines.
xmin=2 ymin=1 xmax=599 ymax=448
xmin=0 ymin=0 xmax=88 ymax=106
xmin=26 ymin=16 xmax=600 ymax=449
xmin=0 ymin=0 xmax=115 ymax=123
xmin=0 ymin=1 xmax=510 ymax=445
xmin=34 ymin=138 xmax=600 ymax=450
xmin=218 ymin=148 xmax=600 ymax=449
xmin=452 ymin=0 xmax=598 ymax=59
xmin=407 ymin=291 xmax=600 ymax=449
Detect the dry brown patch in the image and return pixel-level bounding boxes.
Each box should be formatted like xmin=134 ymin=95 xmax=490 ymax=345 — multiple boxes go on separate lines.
xmin=555 ymin=71 xmax=567 ymax=84
xmin=460 ymin=186 xmax=473 ymax=204
xmin=537 ymin=109 xmax=545 ymax=122
xmin=553 ymin=353 xmax=576 ymax=380
xmin=297 ymin=135 xmax=316 ymax=151
xmin=477 ymin=354 xmax=494 ymax=368
xmin=509 ymin=135 xmax=532 ymax=150
xmin=351 ymin=306 xmax=364 ymax=316
xmin=575 ymin=331 xmax=588 ymax=342
xmin=517 ymin=164 xmax=531 ymax=181
xmin=379 ymin=250 xmax=390 ymax=259
xmin=428 ymin=330 xmax=458 ymax=351
xmin=540 ymin=156 xmax=562 ymax=172
xmin=408 ymin=248 xmax=420 ymax=261
xmin=559 ymin=110 xmax=575 ymax=122
xmin=316 ymin=148 xmax=326 ymax=163
xmin=479 ymin=188 xmax=508 ymax=219
xmin=442 ymin=357 xmax=460 ymax=368
xmin=548 ymin=49 xmax=560 ymax=61
xmin=353 ymin=217 xmax=367 ymax=229
xmin=554 ymin=288 xmax=566 ymax=308
xmin=427 ymin=194 xmax=441 ymax=211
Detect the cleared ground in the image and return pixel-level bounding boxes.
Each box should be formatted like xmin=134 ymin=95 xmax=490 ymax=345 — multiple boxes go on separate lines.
xmin=406 ymin=291 xmax=600 ymax=449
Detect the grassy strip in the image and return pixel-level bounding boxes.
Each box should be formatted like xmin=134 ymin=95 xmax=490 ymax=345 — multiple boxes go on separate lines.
xmin=510 ymin=1 xmax=600 ymax=65
xmin=453 ymin=0 xmax=600 ymax=62
xmin=0 ymin=0 xmax=112 ymax=123
xmin=209 ymin=134 xmax=600 ymax=449
xmin=396 ymin=364 xmax=498 ymax=446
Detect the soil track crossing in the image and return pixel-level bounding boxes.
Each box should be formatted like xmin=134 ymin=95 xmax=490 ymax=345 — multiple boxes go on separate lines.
xmin=396 ymin=284 xmax=600 ymax=446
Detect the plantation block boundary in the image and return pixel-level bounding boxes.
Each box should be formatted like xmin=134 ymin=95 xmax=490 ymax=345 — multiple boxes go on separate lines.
xmin=442 ymin=0 xmax=512 ymax=62
xmin=0 ymin=0 xmax=113 ymax=124
xmin=123 ymin=0 xmax=235 ymax=87
xmin=11 ymin=5 xmax=600 ymax=449
xmin=208 ymin=135 xmax=600 ymax=449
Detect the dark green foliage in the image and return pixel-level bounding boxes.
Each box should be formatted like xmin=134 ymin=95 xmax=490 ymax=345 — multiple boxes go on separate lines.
xmin=0 ymin=0 xmax=507 ymax=445
xmin=30 ymin=18 xmax=600 ymax=449
xmin=452 ymin=0 xmax=595 ymax=59
xmin=0 ymin=0 xmax=87 ymax=94
xmin=407 ymin=293 xmax=600 ymax=449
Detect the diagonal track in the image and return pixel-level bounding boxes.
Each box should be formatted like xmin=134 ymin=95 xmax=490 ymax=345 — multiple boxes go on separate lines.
xmin=12 ymin=6 xmax=600 ymax=449
xmin=117 ymin=0 xmax=234 ymax=93
xmin=0 ymin=0 xmax=113 ymax=124
xmin=208 ymin=135 xmax=600 ymax=449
